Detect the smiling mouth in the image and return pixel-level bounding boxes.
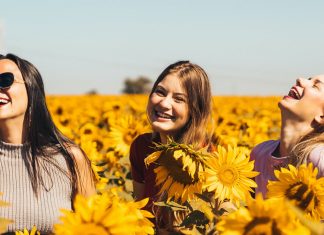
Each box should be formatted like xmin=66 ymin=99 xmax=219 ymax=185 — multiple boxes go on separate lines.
xmin=0 ymin=98 xmax=9 ymax=106
xmin=287 ymin=89 xmax=301 ymax=100
xmin=155 ymin=111 xmax=175 ymax=120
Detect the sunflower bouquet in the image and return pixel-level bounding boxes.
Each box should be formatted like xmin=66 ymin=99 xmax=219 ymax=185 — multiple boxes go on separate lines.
xmin=144 ymin=138 xmax=324 ymax=234
xmin=144 ymin=139 xmax=260 ymax=233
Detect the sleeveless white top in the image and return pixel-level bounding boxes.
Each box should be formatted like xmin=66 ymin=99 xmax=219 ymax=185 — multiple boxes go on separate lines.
xmin=0 ymin=141 xmax=72 ymax=233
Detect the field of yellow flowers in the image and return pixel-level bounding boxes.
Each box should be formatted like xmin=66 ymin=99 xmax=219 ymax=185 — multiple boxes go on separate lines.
xmin=2 ymin=95 xmax=323 ymax=234
xmin=48 ymin=95 xmax=281 ymax=199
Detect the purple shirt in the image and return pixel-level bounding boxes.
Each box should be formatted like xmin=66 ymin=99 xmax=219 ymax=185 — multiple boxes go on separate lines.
xmin=250 ymin=140 xmax=324 ymax=197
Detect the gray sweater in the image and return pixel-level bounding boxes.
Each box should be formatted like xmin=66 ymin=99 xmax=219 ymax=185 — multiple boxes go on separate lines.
xmin=0 ymin=141 xmax=72 ymax=233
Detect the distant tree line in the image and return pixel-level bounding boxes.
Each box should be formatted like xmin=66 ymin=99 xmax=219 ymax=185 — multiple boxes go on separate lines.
xmin=84 ymin=76 xmax=152 ymax=95
xmin=122 ymin=76 xmax=152 ymax=94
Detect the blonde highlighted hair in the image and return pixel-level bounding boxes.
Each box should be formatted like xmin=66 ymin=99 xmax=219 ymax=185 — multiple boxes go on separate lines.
xmin=290 ymin=126 xmax=324 ymax=166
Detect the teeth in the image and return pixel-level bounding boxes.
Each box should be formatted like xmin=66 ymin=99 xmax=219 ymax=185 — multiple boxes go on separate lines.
xmin=156 ymin=111 xmax=173 ymax=119
xmin=288 ymin=89 xmax=300 ymax=100
xmin=295 ymin=91 xmax=301 ymax=99
xmin=0 ymin=98 xmax=8 ymax=104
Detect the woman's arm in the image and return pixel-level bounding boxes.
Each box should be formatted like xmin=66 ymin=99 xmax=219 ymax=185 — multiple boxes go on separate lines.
xmin=70 ymin=146 xmax=97 ymax=197
xmin=129 ymin=134 xmax=147 ymax=200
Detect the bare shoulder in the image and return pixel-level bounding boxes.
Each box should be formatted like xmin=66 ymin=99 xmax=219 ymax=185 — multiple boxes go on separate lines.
xmin=68 ymin=145 xmax=89 ymax=164
xmin=67 ymin=145 xmax=96 ymax=197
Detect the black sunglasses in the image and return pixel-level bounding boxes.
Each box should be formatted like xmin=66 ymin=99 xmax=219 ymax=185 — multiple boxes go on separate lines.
xmin=0 ymin=72 xmax=15 ymax=89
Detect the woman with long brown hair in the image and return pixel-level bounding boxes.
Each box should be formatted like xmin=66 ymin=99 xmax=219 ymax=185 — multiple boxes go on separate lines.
xmin=251 ymin=74 xmax=324 ymax=197
xmin=129 ymin=61 xmax=214 ymax=230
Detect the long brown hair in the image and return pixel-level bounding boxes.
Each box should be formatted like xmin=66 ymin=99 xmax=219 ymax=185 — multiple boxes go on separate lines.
xmin=149 ymin=61 xmax=213 ymax=147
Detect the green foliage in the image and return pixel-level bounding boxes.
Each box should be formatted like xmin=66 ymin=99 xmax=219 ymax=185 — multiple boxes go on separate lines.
xmin=122 ymin=76 xmax=152 ymax=94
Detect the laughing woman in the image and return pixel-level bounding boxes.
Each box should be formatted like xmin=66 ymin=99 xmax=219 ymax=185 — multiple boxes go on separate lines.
xmin=130 ymin=61 xmax=214 ymax=231
xmin=251 ymin=75 xmax=324 ymax=197
xmin=0 ymin=54 xmax=96 ymax=234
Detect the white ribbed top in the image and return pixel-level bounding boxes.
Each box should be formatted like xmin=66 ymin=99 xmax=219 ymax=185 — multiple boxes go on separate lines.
xmin=0 ymin=141 xmax=72 ymax=233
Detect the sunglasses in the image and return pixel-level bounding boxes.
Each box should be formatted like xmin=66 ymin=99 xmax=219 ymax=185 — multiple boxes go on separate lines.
xmin=0 ymin=72 xmax=16 ymax=89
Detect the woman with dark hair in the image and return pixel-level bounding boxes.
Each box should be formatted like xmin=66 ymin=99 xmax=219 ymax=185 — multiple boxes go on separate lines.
xmin=0 ymin=53 xmax=96 ymax=233
xmin=251 ymin=75 xmax=324 ymax=197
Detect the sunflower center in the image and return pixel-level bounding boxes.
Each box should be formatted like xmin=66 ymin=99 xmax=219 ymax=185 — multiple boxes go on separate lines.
xmin=84 ymin=129 xmax=93 ymax=134
xmin=285 ymin=182 xmax=318 ymax=211
xmin=60 ymin=119 xmax=69 ymax=126
xmin=94 ymin=140 xmax=104 ymax=151
xmin=244 ymin=217 xmax=281 ymax=235
xmin=219 ymin=167 xmax=238 ymax=185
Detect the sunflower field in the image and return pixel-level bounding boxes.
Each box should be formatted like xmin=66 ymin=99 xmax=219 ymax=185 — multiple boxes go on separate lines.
xmin=1 ymin=95 xmax=324 ymax=234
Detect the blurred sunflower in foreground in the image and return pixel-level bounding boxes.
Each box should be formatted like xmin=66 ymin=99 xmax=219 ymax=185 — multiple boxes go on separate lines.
xmin=217 ymin=194 xmax=310 ymax=235
xmin=15 ymin=226 xmax=40 ymax=235
xmin=203 ymin=145 xmax=259 ymax=207
xmin=54 ymin=193 xmax=154 ymax=235
xmin=286 ymin=199 xmax=324 ymax=235
xmin=145 ymin=139 xmax=209 ymax=203
xmin=267 ymin=163 xmax=324 ymax=219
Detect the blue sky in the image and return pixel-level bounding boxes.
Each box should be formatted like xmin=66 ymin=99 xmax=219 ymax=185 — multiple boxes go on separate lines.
xmin=0 ymin=0 xmax=323 ymax=95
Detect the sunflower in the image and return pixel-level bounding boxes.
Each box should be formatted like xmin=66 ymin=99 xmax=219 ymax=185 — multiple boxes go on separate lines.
xmin=15 ymin=226 xmax=40 ymax=235
xmin=90 ymin=161 xmax=109 ymax=192
xmin=267 ymin=163 xmax=324 ymax=219
xmin=78 ymin=123 xmax=110 ymax=156
xmin=145 ymin=140 xmax=209 ymax=203
xmin=203 ymin=145 xmax=259 ymax=206
xmin=79 ymin=122 xmax=100 ymax=136
xmin=217 ymin=194 xmax=310 ymax=235
xmin=108 ymin=115 xmax=149 ymax=157
xmin=79 ymin=138 xmax=101 ymax=161
xmin=54 ymin=193 xmax=154 ymax=235
xmin=52 ymin=115 xmax=75 ymax=140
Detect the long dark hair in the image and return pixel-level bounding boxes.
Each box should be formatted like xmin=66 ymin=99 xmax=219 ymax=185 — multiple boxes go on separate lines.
xmin=0 ymin=53 xmax=94 ymax=199
xmin=149 ymin=61 xmax=213 ymax=147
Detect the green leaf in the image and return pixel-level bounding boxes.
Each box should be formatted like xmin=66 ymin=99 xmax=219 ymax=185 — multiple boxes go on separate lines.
xmin=180 ymin=210 xmax=209 ymax=227
xmin=154 ymin=201 xmax=189 ymax=211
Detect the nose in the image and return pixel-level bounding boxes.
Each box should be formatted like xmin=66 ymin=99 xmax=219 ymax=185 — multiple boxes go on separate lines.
xmin=296 ymin=77 xmax=309 ymax=87
xmin=159 ymin=95 xmax=172 ymax=109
